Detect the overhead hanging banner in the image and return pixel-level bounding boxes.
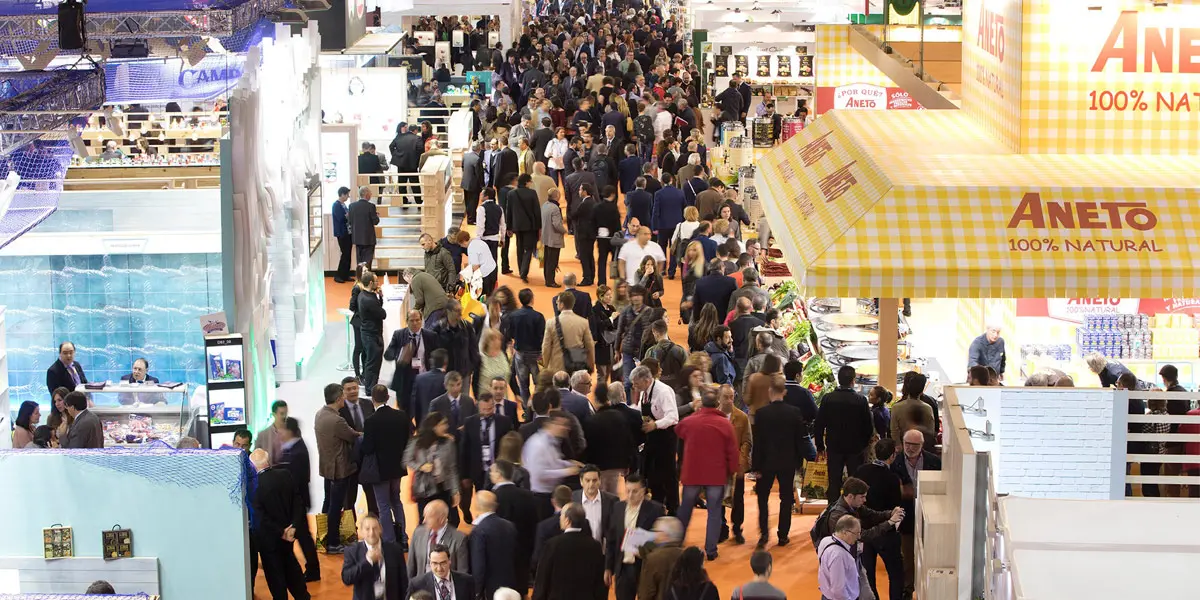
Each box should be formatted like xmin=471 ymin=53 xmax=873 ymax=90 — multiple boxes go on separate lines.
xmin=815 ymin=84 xmax=923 ymax=113
xmin=104 ymin=55 xmax=248 ymax=104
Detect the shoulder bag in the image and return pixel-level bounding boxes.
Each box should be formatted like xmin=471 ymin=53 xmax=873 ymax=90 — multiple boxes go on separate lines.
xmin=555 ymin=314 xmax=590 ymax=372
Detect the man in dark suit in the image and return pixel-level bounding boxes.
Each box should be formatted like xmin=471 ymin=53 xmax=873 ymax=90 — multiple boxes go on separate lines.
xmin=385 ymin=309 xmax=435 ymax=423
xmin=572 ymin=184 xmax=599 ymax=285
xmin=46 ymin=341 xmax=86 ymax=397
xmin=618 ymin=148 xmax=643 ymax=198
xmin=428 ymin=371 xmax=478 ymax=433
xmin=651 ymin=174 xmax=686 ymax=274
xmin=519 ymin=393 xmax=551 ymax=441
xmin=893 ymin=428 xmax=942 ymax=598
xmin=468 ymin=491 xmax=519 ymax=600
xmin=553 ymin=273 xmax=593 ymax=321
xmin=412 ymin=349 xmax=449 ymax=426
xmin=119 ymin=357 xmax=159 ymax=384
xmin=563 ymin=159 xmax=596 ymax=233
xmin=554 ymin=371 xmax=593 ymax=423
xmin=490 ymin=460 xmax=539 ymax=595
xmin=278 ymin=417 xmax=320 ymax=581
xmin=484 ymin=376 xmax=520 ymax=423
xmin=250 ymin=450 xmax=312 ymax=600
xmin=493 ymin=145 xmax=520 ymax=194
xmin=605 ymin=474 xmax=665 ymax=600
xmin=341 ymin=515 xmax=407 ymax=600
xmin=60 ymin=391 xmax=102 ymax=449
xmin=459 ymin=392 xmax=514 ymax=519
xmin=509 ymin=174 xmax=543 ymax=282
xmin=362 ymin=384 xmax=413 ymax=546
xmin=534 ymin=503 xmax=606 ymax=600
xmin=623 ymin=177 xmax=652 ymax=230
xmin=338 ymin=377 xmax=379 ymax=519
xmin=814 ymin=366 xmax=876 ymax=504
xmin=572 ymin=465 xmax=618 ymax=549
xmin=409 ymin=544 xmax=475 ymax=600
xmin=388 ymin=123 xmax=423 ymax=204
xmin=690 ymin=260 xmax=738 ymax=322
xmin=358 ymin=141 xmax=383 ymax=194
xmin=348 ymin=186 xmax=380 ymax=271
xmin=460 ymin=141 xmax=485 ymax=225
xmin=855 ymin=438 xmax=905 ymax=600
xmin=532 ymin=485 xmax=574 ymax=577
xmin=332 ymin=186 xmax=353 ymax=282
xmin=751 ymin=375 xmax=809 ymax=550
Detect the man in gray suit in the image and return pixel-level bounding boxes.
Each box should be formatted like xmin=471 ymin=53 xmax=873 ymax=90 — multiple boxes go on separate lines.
xmin=407 ymin=500 xmax=470 ymax=578
xmin=540 ymin=188 xmax=568 ymax=287
xmin=61 ymin=391 xmax=103 ymax=449
xmin=348 ymin=186 xmax=380 ymax=272
xmin=461 ymin=142 xmax=485 ymax=225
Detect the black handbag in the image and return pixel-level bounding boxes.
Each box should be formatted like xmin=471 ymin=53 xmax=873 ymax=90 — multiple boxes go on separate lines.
xmin=556 ymin=314 xmax=590 ymax=372
xmin=358 ymin=452 xmax=381 ymax=485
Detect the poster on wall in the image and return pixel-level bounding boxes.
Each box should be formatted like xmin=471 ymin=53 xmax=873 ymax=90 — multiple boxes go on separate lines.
xmin=756 ymin=55 xmax=772 ymax=78
xmin=452 ymin=30 xmax=464 ymax=48
xmin=415 ymin=30 xmax=435 ymax=46
xmin=734 ymin=55 xmax=749 ymax=76
xmin=713 ymin=54 xmax=729 ymax=77
xmin=719 ymin=45 xmax=732 ymax=56
xmin=488 ymin=31 xmax=500 ymax=48
xmin=777 ymin=55 xmax=792 ymax=77
xmin=798 ymin=55 xmax=814 ymax=77
xmin=815 ymin=84 xmax=923 ymax=113
xmin=205 ymin=334 xmax=248 ymax=444
xmin=434 ymin=41 xmax=452 ymax=71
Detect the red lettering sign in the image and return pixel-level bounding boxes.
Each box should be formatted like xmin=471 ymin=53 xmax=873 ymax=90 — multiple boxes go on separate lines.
xmin=1092 ymin=10 xmax=1200 ymax=74
xmin=819 ymin=161 xmax=858 ymax=203
xmin=977 ymin=5 xmax=1005 ymax=62
xmin=798 ymin=131 xmax=834 ymax=167
xmin=1007 ymin=192 xmax=1158 ymax=231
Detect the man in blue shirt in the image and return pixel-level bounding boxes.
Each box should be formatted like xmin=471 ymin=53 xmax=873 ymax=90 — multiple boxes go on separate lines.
xmin=332 ymin=186 xmax=352 ymax=282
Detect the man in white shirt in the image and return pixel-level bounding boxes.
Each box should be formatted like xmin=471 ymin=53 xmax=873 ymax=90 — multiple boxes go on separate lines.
xmin=342 ymin=515 xmax=407 ymax=600
xmin=629 ymin=365 xmax=680 ymax=513
xmin=467 ymin=234 xmax=498 ymax=296
xmin=571 ymin=465 xmax=617 ymax=545
xmin=617 ymin=226 xmax=666 ymax=286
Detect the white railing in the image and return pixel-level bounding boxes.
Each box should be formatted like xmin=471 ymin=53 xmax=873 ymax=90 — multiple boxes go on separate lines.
xmin=1119 ymin=390 xmax=1200 ymax=497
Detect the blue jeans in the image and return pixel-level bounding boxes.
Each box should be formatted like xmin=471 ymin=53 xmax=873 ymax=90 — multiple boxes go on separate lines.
xmin=678 ymin=484 xmax=726 ymax=556
xmin=621 ymin=352 xmax=637 ymax=399
xmin=548 ymin=168 xmax=562 ymax=186
xmin=514 ymin=350 xmax=541 ymax=409
xmin=372 ymin=479 xmax=405 ymax=544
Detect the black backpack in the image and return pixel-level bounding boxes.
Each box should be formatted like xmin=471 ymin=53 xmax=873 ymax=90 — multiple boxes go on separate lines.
xmin=809 ymin=503 xmax=839 ymax=552
xmin=634 ymin=113 xmax=654 ymax=141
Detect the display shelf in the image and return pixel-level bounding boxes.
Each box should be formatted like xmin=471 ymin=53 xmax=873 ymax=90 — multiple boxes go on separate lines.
xmin=78 ymin=383 xmax=198 ymax=447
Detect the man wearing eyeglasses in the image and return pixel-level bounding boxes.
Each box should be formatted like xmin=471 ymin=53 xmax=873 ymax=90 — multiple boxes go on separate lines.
xmin=891 ymin=430 xmax=942 ymax=600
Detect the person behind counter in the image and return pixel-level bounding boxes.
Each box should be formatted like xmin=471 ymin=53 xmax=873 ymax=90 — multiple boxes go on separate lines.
xmin=12 ymin=400 xmax=40 ymax=448
xmin=98 ymin=140 xmax=124 ymax=160
xmin=47 ymin=342 xmax=87 ymax=397
xmin=120 ymin=357 xmax=159 ymax=384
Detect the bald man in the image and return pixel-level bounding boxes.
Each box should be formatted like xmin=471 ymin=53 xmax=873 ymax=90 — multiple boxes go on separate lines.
xmin=407 ymin=500 xmax=469 ymax=577
xmin=385 ymin=308 xmax=434 ymax=422
xmin=469 ymin=491 xmax=519 ymax=599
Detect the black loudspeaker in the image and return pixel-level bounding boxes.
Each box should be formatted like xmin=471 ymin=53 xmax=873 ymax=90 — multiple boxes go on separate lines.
xmin=58 ymin=0 xmax=87 ymax=50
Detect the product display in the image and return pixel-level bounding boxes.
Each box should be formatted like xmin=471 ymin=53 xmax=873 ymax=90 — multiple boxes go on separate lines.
xmin=43 ymin=525 xmax=73 ymax=559
xmin=102 ymin=525 xmax=134 ymax=559
xmin=1077 ymin=314 xmax=1152 ymax=360
xmin=86 ymin=386 xmax=198 ymax=448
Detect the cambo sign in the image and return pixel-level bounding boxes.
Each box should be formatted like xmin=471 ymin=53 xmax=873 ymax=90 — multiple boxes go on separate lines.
xmin=815 ymin=84 xmax=922 ymax=114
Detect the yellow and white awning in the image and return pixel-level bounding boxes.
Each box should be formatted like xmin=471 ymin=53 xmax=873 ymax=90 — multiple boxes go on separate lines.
xmin=757 ymin=111 xmax=1200 ymax=298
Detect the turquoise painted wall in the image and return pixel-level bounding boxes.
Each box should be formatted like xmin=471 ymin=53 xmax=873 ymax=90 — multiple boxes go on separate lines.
xmin=0 ymin=449 xmax=250 ymax=599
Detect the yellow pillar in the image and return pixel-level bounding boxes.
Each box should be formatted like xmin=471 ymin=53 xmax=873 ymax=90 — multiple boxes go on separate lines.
xmin=879 ymin=298 xmax=900 ymax=393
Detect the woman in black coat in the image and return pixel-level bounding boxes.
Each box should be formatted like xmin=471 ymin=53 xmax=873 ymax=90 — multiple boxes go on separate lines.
xmin=591 ymin=286 xmax=618 ymax=385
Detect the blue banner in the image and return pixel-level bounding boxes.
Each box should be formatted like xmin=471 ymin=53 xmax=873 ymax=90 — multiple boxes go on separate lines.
xmin=104 ymin=55 xmax=249 ymax=104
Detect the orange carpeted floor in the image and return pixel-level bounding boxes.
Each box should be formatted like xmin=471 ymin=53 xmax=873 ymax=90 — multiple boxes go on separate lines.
xmin=279 ymin=216 xmax=894 ymax=600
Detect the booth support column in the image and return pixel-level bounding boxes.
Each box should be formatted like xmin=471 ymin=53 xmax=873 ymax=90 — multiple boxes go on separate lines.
xmin=879 ymin=298 xmax=899 ymax=392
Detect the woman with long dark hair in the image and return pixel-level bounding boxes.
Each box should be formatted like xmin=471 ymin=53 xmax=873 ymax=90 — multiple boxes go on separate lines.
xmin=403 ymin=412 xmax=462 ymax=526
xmin=688 ymin=303 xmax=720 ymax=353
xmin=12 ymin=400 xmax=40 ymax=448
xmin=666 ymin=547 xmax=719 ymax=600
xmin=592 ymin=284 xmax=618 ymax=384
xmin=47 ymin=386 xmax=71 ymax=442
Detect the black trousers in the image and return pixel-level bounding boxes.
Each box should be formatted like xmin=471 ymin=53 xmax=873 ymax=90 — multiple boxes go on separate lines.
xmin=336 ymin=234 xmax=353 ymax=280
xmin=756 ymin=468 xmax=796 ymax=539
xmin=391 ymin=365 xmax=419 ymax=417
xmin=863 ymin=530 xmax=905 ymax=600
xmin=400 ymin=174 xmax=421 ymax=203
xmin=295 ymin=516 xmax=320 ymax=576
xmin=643 ymin=428 xmax=679 ymax=513
xmin=826 ymin=451 xmax=865 ymax=502
xmin=355 ymin=244 xmax=375 ymax=271
xmin=501 ymin=235 xmax=514 ymax=273
xmin=613 ymin=561 xmax=641 ymax=600
xmin=596 ymin=238 xmax=613 ymax=286
xmin=516 ymin=232 xmax=538 ymax=279
xmin=342 ymin=472 xmax=380 ymax=523
xmin=576 ymin=236 xmax=596 ymax=284
xmin=464 ymin=189 xmax=481 ymax=223
xmin=721 ymin=473 xmax=746 ymax=534
xmin=459 ymin=480 xmax=475 ymax=524
xmin=542 ymin=246 xmax=561 ymax=285
xmin=258 ymin=538 xmax=311 ymax=600
xmin=350 ymin=321 xmax=363 ymax=378
xmin=361 ymin=330 xmax=384 ymax=389
xmin=482 ymin=268 xmax=498 ymax=296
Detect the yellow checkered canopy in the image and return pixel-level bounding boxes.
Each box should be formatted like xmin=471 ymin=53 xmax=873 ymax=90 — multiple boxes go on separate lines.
xmin=757 ymin=111 xmax=1200 ymax=298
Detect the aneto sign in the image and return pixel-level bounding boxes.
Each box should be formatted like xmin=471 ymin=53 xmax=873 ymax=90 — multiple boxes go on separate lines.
xmin=816 ymin=84 xmax=923 ymax=114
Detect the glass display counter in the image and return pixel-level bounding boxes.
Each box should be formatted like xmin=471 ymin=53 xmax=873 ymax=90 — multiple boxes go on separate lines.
xmin=77 ymin=383 xmax=202 ymax=448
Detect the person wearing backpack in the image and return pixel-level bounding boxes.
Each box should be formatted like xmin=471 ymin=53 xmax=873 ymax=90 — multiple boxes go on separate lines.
xmin=729 ymin=551 xmax=786 ymax=600
xmin=643 ymin=319 xmax=688 ymax=389
xmin=812 ymin=477 xmax=903 ymax=558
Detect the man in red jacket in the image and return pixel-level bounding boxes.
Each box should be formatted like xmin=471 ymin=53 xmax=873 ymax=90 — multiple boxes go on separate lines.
xmin=675 ymin=388 xmax=740 ymax=561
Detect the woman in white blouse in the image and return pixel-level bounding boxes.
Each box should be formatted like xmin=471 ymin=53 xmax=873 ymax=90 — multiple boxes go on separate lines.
xmin=544 ymin=127 xmax=569 ymax=186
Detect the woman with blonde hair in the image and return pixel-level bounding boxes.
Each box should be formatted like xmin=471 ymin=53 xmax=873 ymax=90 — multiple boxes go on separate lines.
xmin=477 ymin=327 xmax=511 ymax=398
xmin=678 ymin=239 xmax=705 ymax=324
xmin=497 ymin=431 xmax=530 ymax=489
xmin=710 ymin=218 xmax=731 ymax=246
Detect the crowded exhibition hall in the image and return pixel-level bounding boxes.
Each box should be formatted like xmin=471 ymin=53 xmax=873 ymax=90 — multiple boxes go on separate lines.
xmin=2 ymin=0 xmax=1200 ymax=599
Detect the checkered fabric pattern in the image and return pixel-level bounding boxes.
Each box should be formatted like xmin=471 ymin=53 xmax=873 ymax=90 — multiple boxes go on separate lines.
xmin=962 ymin=0 xmax=1023 ymax=153
xmin=815 ymin=24 xmax=898 ymax=90
xmin=757 ymin=115 xmax=1200 ymax=298
xmin=834 ymin=110 xmax=1012 ymax=156
xmin=1022 ymin=1 xmax=1200 ymax=155
xmin=956 ymin=299 xmax=985 ymax=364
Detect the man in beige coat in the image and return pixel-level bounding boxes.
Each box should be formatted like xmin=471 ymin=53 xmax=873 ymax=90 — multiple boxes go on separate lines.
xmin=314 ymin=382 xmax=362 ymax=552
xmin=542 ymin=290 xmax=595 ymax=374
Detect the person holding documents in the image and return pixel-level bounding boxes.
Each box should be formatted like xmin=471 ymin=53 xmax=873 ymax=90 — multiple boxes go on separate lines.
xmin=604 ymin=474 xmax=664 ymax=600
